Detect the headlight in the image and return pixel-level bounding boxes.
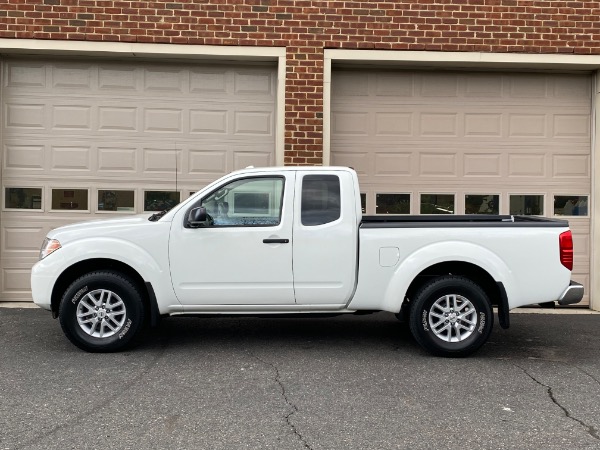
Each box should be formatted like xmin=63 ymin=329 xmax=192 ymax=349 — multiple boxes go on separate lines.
xmin=39 ymin=238 xmax=61 ymax=260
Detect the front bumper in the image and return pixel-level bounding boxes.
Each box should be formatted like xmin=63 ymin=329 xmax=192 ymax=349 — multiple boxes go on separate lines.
xmin=557 ymin=281 xmax=584 ymax=305
xmin=30 ymin=259 xmax=57 ymax=311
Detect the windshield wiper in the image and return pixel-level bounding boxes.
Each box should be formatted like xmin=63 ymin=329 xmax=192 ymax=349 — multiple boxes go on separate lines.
xmin=148 ymin=210 xmax=169 ymax=222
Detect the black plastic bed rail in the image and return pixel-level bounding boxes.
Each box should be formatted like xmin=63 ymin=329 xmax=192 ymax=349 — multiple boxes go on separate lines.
xmin=360 ymin=214 xmax=569 ymax=228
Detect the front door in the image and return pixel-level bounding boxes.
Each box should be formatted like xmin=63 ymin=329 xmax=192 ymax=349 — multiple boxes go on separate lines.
xmin=169 ymin=173 xmax=295 ymax=306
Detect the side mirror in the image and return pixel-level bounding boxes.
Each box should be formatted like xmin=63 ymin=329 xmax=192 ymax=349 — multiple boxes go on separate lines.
xmin=187 ymin=206 xmax=210 ymax=228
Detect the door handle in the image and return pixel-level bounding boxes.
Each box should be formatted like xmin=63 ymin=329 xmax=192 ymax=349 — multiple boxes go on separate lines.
xmin=263 ymin=238 xmax=289 ymax=244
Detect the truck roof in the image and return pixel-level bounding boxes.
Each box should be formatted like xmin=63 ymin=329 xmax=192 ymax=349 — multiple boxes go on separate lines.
xmin=228 ymin=165 xmax=357 ymax=176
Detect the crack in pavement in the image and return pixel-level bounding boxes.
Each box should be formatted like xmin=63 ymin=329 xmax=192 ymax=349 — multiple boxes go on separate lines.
xmin=251 ymin=354 xmax=313 ymax=450
xmin=14 ymin=334 xmax=171 ymax=449
xmin=513 ymin=363 xmax=600 ymax=442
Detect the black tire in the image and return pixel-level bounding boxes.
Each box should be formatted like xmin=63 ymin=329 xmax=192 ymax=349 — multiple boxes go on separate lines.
xmin=409 ymin=275 xmax=493 ymax=357
xmin=59 ymin=271 xmax=145 ymax=352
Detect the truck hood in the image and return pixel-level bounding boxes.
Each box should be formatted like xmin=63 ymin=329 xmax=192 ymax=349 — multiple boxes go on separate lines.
xmin=47 ymin=215 xmax=161 ymax=243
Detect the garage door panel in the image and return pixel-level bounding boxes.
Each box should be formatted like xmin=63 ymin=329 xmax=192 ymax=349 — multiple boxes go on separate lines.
xmin=143 ymin=68 xmax=186 ymax=94
xmin=233 ymin=110 xmax=273 ymax=136
xmin=374 ymin=153 xmax=413 ymax=177
xmin=5 ymin=103 xmax=46 ymax=130
xmin=98 ymin=66 xmax=139 ymax=91
xmin=188 ymin=149 xmax=228 ymax=176
xmin=1 ymin=57 xmax=277 ymax=302
xmin=142 ymin=147 xmax=182 ymax=174
xmin=51 ymin=145 xmax=92 ymax=171
xmin=3 ymin=143 xmax=45 ymax=170
xmin=463 ymin=153 xmax=503 ymax=177
xmin=1 ymin=266 xmax=33 ymax=300
xmin=143 ymin=108 xmax=184 ymax=133
xmin=419 ymin=153 xmax=458 ymax=177
xmin=374 ymin=112 xmax=413 ymax=136
xmin=98 ymin=106 xmax=138 ymax=132
xmin=190 ymin=109 xmax=228 ymax=134
xmin=464 ymin=113 xmax=503 ymax=137
xmin=553 ymin=113 xmax=591 ymax=138
xmin=552 ymin=154 xmax=590 ymax=178
xmin=330 ymin=152 xmax=371 ymax=176
xmin=553 ymin=75 xmax=592 ymax=98
xmin=234 ymin=70 xmax=274 ymax=95
xmin=190 ymin=70 xmax=229 ymax=93
xmin=507 ymin=153 xmax=547 ymax=177
xmin=2 ymin=225 xmax=46 ymax=256
xmin=97 ymin=146 xmax=138 ymax=173
xmin=4 ymin=62 xmax=46 ymax=88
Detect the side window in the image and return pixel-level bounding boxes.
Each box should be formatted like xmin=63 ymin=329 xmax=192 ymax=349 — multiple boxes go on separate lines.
xmin=301 ymin=175 xmax=341 ymax=226
xmin=200 ymin=177 xmax=284 ymax=227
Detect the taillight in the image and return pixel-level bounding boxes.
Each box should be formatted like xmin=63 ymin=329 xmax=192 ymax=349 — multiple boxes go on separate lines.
xmin=559 ymin=231 xmax=573 ymax=271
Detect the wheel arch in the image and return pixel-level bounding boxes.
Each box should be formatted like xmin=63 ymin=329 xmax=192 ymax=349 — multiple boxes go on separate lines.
xmin=405 ymin=261 xmax=502 ymax=309
xmin=50 ymin=258 xmax=159 ymax=326
xmin=378 ymin=240 xmax=515 ymax=317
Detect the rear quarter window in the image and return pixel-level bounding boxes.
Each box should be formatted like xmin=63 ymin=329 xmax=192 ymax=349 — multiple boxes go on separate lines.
xmin=301 ymin=175 xmax=341 ymax=226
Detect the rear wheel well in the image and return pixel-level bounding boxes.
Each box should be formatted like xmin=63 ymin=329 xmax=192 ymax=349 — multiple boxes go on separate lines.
xmin=51 ymin=259 xmax=148 ymax=319
xmin=404 ymin=262 xmax=501 ymax=309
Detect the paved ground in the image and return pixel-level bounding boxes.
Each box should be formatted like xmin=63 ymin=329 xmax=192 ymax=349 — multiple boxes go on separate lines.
xmin=1 ymin=308 xmax=600 ymax=450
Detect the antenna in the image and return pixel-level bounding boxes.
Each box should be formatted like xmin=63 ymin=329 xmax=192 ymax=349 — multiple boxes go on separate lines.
xmin=174 ymin=142 xmax=178 ymax=195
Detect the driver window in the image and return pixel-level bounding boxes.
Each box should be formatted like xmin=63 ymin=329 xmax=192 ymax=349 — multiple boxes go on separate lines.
xmin=200 ymin=177 xmax=284 ymax=227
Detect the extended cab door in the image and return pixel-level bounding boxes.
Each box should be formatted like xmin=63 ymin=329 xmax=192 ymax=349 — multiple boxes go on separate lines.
xmin=293 ymin=170 xmax=359 ymax=305
xmin=169 ymin=172 xmax=295 ymax=306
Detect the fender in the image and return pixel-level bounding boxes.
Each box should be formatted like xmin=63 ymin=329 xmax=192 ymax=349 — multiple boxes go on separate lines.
xmin=379 ymin=240 xmax=517 ymax=313
xmin=42 ymin=236 xmax=181 ymax=314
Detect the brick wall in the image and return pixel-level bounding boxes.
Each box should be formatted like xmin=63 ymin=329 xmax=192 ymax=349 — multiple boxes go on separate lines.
xmin=2 ymin=0 xmax=599 ymax=164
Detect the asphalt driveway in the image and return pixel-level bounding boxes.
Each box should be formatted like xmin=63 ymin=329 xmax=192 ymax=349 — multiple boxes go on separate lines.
xmin=1 ymin=307 xmax=599 ymax=450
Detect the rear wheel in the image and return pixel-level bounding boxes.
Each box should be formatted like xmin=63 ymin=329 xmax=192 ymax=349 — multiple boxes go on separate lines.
xmin=409 ymin=276 xmax=493 ymax=357
xmin=59 ymin=271 xmax=145 ymax=352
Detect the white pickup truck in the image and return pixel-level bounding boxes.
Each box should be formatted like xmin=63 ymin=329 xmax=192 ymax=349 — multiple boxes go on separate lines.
xmin=31 ymin=166 xmax=583 ymax=356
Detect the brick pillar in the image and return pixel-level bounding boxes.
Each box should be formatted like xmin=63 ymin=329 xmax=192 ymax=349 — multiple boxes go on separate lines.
xmin=284 ymin=47 xmax=324 ymax=165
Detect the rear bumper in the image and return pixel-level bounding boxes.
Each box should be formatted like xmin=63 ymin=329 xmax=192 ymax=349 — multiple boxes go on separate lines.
xmin=557 ymin=281 xmax=584 ymax=305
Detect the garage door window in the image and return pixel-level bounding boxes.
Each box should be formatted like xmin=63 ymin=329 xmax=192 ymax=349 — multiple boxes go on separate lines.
xmin=376 ymin=193 xmax=410 ymax=214
xmin=465 ymin=195 xmax=499 ymax=215
xmin=420 ymin=194 xmax=454 ymax=214
xmin=4 ymin=187 xmax=42 ymax=210
xmin=554 ymin=195 xmax=588 ymax=216
xmin=98 ymin=190 xmax=135 ymax=212
xmin=510 ymin=195 xmax=544 ymax=215
xmin=51 ymin=189 xmax=88 ymax=211
xmin=144 ymin=191 xmax=180 ymax=212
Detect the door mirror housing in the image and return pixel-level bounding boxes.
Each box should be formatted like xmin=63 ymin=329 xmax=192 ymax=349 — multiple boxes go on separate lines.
xmin=187 ymin=206 xmax=211 ymax=228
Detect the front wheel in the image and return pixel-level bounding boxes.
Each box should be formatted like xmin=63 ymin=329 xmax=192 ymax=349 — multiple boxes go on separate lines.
xmin=59 ymin=271 xmax=145 ymax=352
xmin=409 ymin=276 xmax=493 ymax=357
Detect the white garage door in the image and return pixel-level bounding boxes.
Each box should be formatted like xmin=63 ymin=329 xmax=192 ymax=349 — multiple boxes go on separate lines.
xmin=0 ymin=57 xmax=277 ymax=301
xmin=331 ymin=70 xmax=591 ymax=305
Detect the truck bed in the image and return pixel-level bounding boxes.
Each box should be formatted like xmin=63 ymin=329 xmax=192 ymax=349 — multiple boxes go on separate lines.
xmin=360 ymin=215 xmax=569 ymax=228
